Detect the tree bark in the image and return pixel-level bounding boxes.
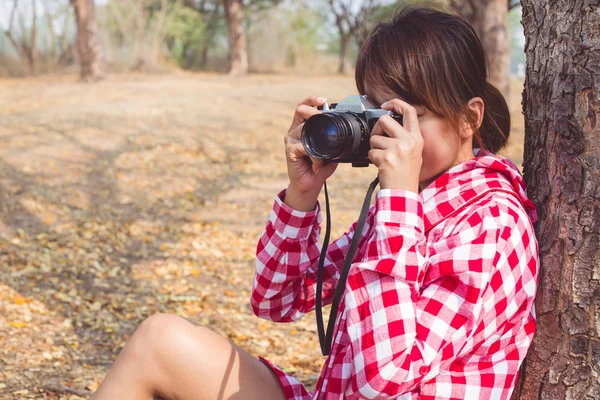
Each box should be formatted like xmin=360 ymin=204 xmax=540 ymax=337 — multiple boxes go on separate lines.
xmin=516 ymin=0 xmax=600 ymax=399
xmin=224 ymin=0 xmax=248 ymax=75
xmin=70 ymin=0 xmax=105 ymax=81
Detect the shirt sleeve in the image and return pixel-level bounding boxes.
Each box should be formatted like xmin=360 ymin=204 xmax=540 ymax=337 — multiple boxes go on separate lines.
xmin=345 ymin=188 xmax=523 ymax=398
xmin=250 ymin=189 xmax=372 ymax=322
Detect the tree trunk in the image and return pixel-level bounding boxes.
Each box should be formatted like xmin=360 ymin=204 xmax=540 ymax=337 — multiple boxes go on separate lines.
xmin=42 ymin=0 xmax=57 ymax=60
xmin=224 ymin=0 xmax=248 ymax=75
xmin=479 ymin=0 xmax=510 ymax=97
xmin=70 ymin=0 xmax=105 ymax=81
xmin=338 ymin=35 xmax=350 ymax=75
xmin=450 ymin=0 xmax=510 ymax=98
xmin=29 ymin=0 xmax=37 ymax=73
xmin=516 ymin=0 xmax=600 ymax=399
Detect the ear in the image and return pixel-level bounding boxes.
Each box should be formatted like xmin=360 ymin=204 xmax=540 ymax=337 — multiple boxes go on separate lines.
xmin=459 ymin=97 xmax=485 ymax=139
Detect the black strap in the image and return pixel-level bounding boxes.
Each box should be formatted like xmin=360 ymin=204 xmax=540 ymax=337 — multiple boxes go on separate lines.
xmin=316 ymin=176 xmax=379 ymax=356
xmin=315 ymin=180 xmax=332 ymax=355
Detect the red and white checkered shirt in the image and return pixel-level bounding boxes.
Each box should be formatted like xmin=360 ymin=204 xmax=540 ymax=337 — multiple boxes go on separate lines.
xmin=251 ymin=152 xmax=539 ymax=400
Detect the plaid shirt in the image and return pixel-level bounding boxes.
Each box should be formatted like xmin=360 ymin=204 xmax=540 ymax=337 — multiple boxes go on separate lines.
xmin=251 ymin=153 xmax=539 ymax=400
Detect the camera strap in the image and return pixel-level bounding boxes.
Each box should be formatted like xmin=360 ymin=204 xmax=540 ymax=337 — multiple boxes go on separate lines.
xmin=316 ymin=176 xmax=380 ymax=356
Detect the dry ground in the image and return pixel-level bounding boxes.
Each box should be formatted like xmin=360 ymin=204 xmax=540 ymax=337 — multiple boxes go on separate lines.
xmin=0 ymin=72 xmax=525 ymax=399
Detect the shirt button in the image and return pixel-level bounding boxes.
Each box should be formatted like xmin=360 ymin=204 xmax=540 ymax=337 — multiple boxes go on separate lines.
xmin=419 ymin=365 xmax=430 ymax=375
xmin=411 ymin=291 xmax=420 ymax=302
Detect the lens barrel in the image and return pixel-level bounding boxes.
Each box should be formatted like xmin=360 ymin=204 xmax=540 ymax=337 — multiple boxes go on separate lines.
xmin=302 ymin=113 xmax=365 ymax=160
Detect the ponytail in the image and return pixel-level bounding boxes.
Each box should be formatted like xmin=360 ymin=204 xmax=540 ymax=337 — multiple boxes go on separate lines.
xmin=477 ymin=82 xmax=511 ymax=153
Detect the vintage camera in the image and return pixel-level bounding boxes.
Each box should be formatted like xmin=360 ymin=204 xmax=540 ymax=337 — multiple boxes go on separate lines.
xmin=301 ymin=95 xmax=403 ymax=167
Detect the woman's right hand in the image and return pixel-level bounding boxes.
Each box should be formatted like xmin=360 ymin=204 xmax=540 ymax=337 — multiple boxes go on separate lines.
xmin=284 ymin=96 xmax=338 ymax=211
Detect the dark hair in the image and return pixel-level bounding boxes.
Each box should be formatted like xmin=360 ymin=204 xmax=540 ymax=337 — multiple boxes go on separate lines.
xmin=355 ymin=4 xmax=510 ymax=153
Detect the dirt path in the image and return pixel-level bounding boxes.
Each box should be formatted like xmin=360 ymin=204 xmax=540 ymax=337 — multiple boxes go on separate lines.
xmin=0 ymin=73 xmax=377 ymax=398
xmin=0 ymin=73 xmax=524 ymax=399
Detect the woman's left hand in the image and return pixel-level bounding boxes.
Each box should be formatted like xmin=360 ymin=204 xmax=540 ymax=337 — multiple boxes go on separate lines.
xmin=369 ymin=99 xmax=424 ymax=193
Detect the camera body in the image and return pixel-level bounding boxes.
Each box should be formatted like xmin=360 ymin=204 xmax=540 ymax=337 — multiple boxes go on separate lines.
xmin=301 ymin=95 xmax=403 ymax=167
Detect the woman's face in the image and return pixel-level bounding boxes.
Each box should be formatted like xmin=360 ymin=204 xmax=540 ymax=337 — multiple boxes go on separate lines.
xmin=363 ymin=82 xmax=475 ymax=189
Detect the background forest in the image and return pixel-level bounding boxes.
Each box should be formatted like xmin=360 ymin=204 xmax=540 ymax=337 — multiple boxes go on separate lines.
xmin=0 ymin=0 xmax=525 ymax=77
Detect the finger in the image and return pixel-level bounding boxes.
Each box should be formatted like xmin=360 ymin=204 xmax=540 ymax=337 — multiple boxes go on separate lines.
xmin=310 ymin=157 xmax=324 ymax=173
xmin=286 ymin=141 xmax=308 ymax=161
xmin=287 ymin=140 xmax=324 ymax=170
xmin=381 ymin=99 xmax=422 ymax=139
xmin=370 ymin=114 xmax=407 ymax=139
xmin=290 ymin=96 xmax=328 ymax=130
xmin=286 ymin=126 xmax=326 ymax=166
xmin=370 ymin=134 xmax=418 ymax=157
xmin=369 ymin=134 xmax=397 ymax=150
xmin=287 ymin=124 xmax=305 ymax=141
xmin=290 ymin=105 xmax=322 ymax=132
xmin=298 ymin=95 xmax=328 ymax=107
xmin=368 ymin=148 xmax=386 ymax=166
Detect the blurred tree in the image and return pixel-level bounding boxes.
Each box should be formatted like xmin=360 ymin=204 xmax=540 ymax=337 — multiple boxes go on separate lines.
xmin=224 ymin=0 xmax=247 ymax=74
xmin=162 ymin=3 xmax=207 ymax=68
xmin=222 ymin=0 xmax=283 ymax=74
xmin=0 ymin=0 xmax=76 ymax=76
xmin=107 ymin=0 xmax=171 ymax=71
xmin=181 ymin=0 xmax=223 ymax=69
xmin=71 ymin=0 xmax=106 ymax=80
xmin=45 ymin=1 xmax=76 ymax=68
xmin=243 ymin=0 xmax=329 ymax=72
xmin=41 ymin=0 xmax=57 ymax=60
xmin=328 ymin=0 xmax=380 ymax=74
xmin=3 ymin=0 xmax=38 ymax=73
xmin=513 ymin=0 xmax=600 ymax=399
xmin=449 ymin=0 xmax=519 ymax=18
xmin=283 ymin=4 xmax=323 ymax=69
xmin=507 ymin=5 xmax=525 ymax=74
xmin=448 ymin=0 xmax=520 ymax=97
xmin=352 ymin=1 xmax=405 ymax=53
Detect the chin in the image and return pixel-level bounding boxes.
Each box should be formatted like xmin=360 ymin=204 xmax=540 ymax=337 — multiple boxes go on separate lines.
xmin=420 ymin=167 xmax=447 ymax=189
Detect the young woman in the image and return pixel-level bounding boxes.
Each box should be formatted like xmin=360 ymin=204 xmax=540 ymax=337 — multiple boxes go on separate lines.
xmin=92 ymin=5 xmax=538 ymax=400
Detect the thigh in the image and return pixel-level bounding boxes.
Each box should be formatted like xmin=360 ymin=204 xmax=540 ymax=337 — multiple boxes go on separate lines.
xmin=150 ymin=314 xmax=286 ymax=400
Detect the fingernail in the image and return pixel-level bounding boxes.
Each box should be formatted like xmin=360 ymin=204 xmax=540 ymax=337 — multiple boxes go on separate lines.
xmin=317 ymin=97 xmax=327 ymax=103
xmin=381 ymin=101 xmax=390 ymax=108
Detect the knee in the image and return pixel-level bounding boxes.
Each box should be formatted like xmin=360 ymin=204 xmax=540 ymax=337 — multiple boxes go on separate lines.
xmin=136 ymin=313 xmax=186 ymax=339
xmin=131 ymin=313 xmax=206 ymax=366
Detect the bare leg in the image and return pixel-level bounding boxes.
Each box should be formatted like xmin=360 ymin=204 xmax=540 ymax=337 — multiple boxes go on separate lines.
xmin=91 ymin=313 xmax=286 ymax=400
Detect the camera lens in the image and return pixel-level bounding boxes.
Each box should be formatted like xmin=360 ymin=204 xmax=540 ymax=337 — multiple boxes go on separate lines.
xmin=302 ymin=113 xmax=364 ymax=160
xmin=304 ymin=115 xmax=342 ymax=158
